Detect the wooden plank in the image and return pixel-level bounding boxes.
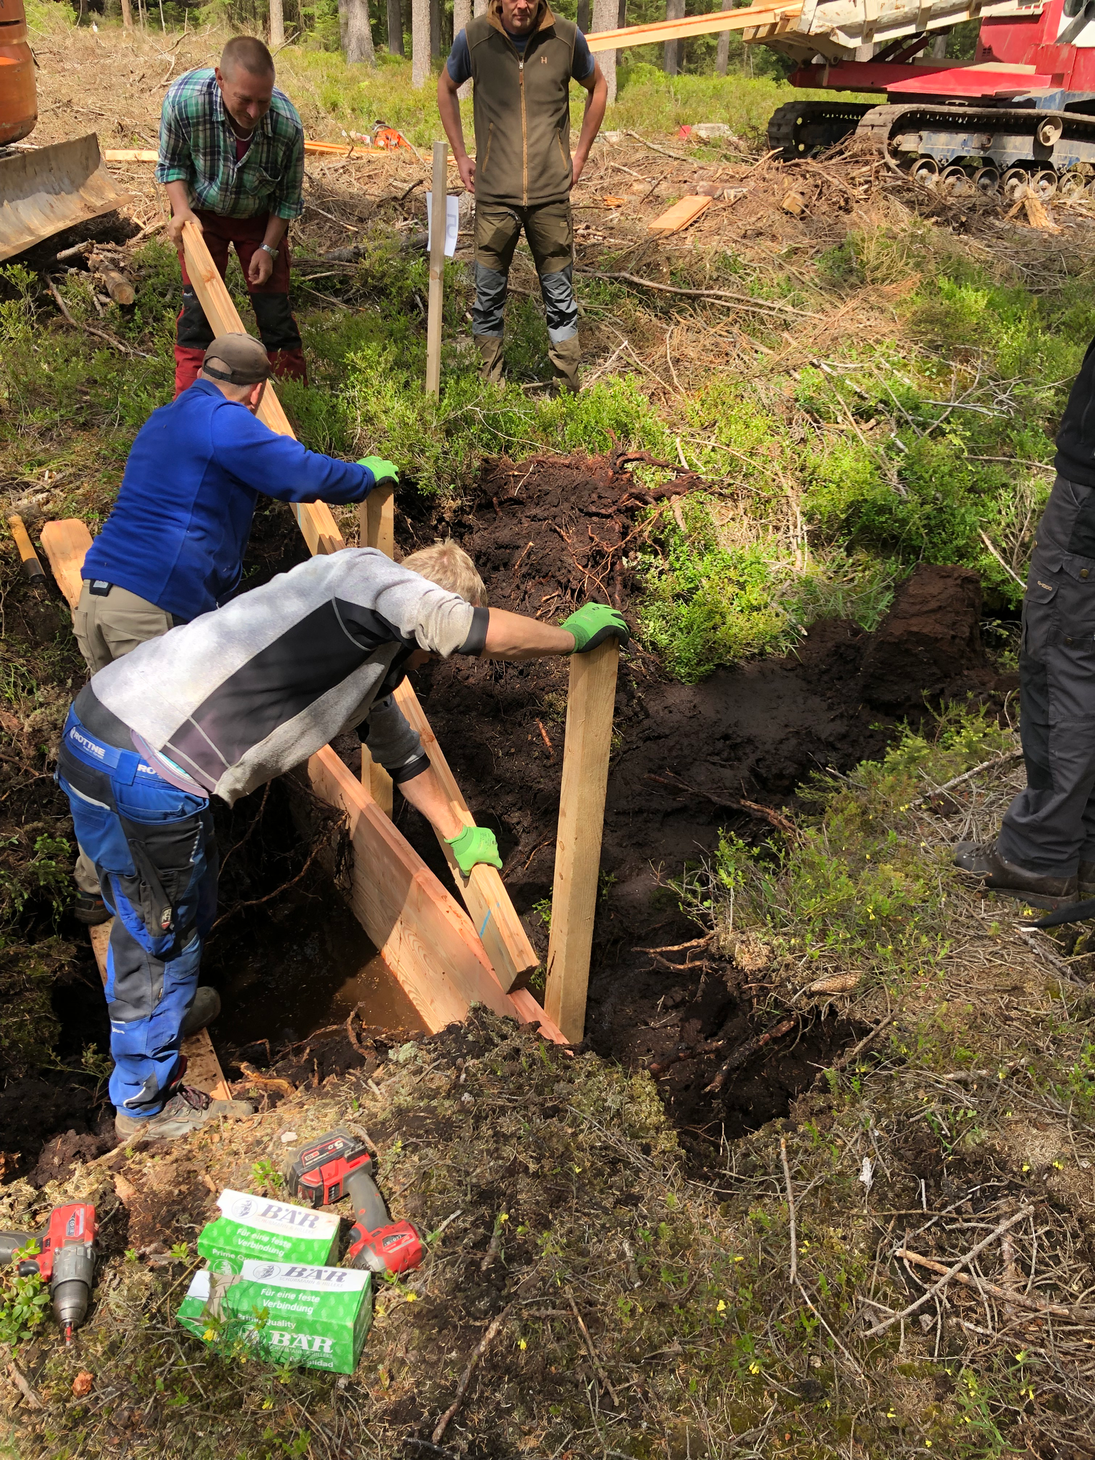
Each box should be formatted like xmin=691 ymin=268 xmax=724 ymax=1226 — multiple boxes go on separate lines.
xmin=89 ymin=923 xmax=232 ymax=1102
xmin=392 ymin=680 xmax=540 ymax=993
xmin=585 ymin=0 xmax=802 ymax=50
xmin=180 ymin=221 xmax=344 ymax=559
xmin=307 ymin=747 xmax=567 ymax=1043
xmin=40 ymin=518 xmax=93 ymax=611
xmin=358 ymin=482 xmax=396 ymax=816
xmin=425 ymin=141 xmax=447 ymax=400
xmin=544 ymin=641 xmax=620 ymax=1044
xmin=648 ymin=195 xmax=713 ymax=235
xmin=105 ymin=141 xmax=387 ymax=164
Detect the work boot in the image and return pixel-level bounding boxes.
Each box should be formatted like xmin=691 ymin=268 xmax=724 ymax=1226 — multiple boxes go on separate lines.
xmin=74 ymin=890 xmax=111 ymax=926
xmin=180 ymin=986 xmax=221 ymax=1039
xmin=548 ymin=335 xmax=581 ymax=395
xmin=953 ymin=839 xmax=1078 ymax=910
xmin=115 ymin=1084 xmax=253 ymax=1143
xmin=475 ymin=334 xmax=505 ymax=386
xmin=1080 ymin=861 xmax=1095 ymax=897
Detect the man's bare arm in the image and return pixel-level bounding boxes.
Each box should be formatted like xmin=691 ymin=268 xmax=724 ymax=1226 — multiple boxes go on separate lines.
xmin=572 ymin=63 xmax=608 ymax=186
xmin=480 ymin=608 xmax=575 ymax=661
xmin=438 ymin=69 xmax=476 ymax=193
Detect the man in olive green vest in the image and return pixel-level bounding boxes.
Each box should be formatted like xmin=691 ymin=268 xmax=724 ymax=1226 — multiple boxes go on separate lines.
xmin=438 ymin=0 xmax=607 ymax=393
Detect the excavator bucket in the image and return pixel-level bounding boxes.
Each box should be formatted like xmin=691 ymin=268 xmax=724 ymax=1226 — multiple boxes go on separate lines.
xmin=0 ymin=134 xmax=133 ymax=263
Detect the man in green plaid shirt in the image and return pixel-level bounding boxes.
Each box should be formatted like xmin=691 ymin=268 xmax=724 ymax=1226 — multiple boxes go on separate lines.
xmin=156 ymin=35 xmax=308 ymax=395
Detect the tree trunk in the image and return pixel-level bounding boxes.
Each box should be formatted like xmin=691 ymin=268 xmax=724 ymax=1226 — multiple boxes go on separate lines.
xmin=664 ymin=0 xmax=684 ymax=74
xmin=387 ymin=0 xmax=404 ymax=54
xmin=577 ymin=0 xmax=590 ymax=31
xmin=338 ymin=0 xmax=349 ymax=51
xmin=592 ymin=0 xmax=617 ymax=104
xmin=346 ymin=0 xmax=376 ymax=63
xmin=120 ymin=0 xmax=132 ymax=29
xmin=454 ymin=0 xmax=472 ymax=96
xmin=430 ymin=0 xmax=440 ymax=57
xmin=411 ymin=0 xmax=431 ymax=86
xmin=716 ymin=0 xmax=731 ymax=74
xmin=269 ymin=0 xmax=285 ymax=48
xmin=474 ymin=0 xmax=487 ymax=14
xmin=617 ymin=0 xmax=626 ymax=22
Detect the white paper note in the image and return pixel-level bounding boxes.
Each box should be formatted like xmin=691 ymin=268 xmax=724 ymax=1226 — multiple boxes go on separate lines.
xmin=425 ymin=193 xmax=460 ymax=258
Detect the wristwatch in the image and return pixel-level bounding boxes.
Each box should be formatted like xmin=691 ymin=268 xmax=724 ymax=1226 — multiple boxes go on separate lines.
xmin=259 ymin=243 xmax=279 ymax=259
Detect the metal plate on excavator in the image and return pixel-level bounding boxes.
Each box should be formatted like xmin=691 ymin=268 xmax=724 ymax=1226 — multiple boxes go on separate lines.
xmin=0 ymin=133 xmax=133 ymax=262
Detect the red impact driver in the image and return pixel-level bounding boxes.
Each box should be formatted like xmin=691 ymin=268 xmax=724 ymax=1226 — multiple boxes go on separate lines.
xmin=286 ymin=1130 xmax=424 ymax=1275
xmin=0 ymin=1202 xmax=97 ymax=1343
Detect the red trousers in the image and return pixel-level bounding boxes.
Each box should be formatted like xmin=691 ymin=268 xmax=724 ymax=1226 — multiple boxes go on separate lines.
xmin=174 ymin=210 xmax=307 ymax=396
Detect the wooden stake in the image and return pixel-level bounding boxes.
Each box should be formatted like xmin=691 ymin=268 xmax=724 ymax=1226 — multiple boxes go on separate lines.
xmin=544 ymin=642 xmax=619 ymax=1043
xmin=358 ymin=480 xmax=396 ymax=816
xmin=425 ymin=140 xmax=448 ymax=399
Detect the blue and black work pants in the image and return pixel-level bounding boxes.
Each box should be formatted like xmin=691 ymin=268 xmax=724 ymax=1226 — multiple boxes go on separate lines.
xmin=473 ymin=199 xmax=578 ymax=348
xmin=56 ymin=708 xmax=217 ymax=1117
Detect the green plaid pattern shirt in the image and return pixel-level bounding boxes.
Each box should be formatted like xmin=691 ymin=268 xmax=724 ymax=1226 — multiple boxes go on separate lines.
xmin=155 ymin=68 xmax=304 ymax=221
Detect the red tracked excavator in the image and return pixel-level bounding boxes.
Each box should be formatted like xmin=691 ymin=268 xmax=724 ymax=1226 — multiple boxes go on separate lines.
xmin=0 ymin=0 xmax=129 ymax=260
xmin=758 ymin=0 xmax=1095 ymax=196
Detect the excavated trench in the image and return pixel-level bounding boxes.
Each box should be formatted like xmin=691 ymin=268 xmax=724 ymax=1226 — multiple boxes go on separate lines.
xmin=4 ymin=453 xmax=1018 ymax=1185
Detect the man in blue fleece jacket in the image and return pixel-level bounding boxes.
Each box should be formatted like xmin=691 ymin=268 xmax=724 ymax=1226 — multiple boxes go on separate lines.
xmin=71 ymin=332 xmax=397 ymax=925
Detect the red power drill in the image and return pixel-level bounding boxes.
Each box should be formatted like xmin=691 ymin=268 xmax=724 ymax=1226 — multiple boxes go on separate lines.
xmin=0 ymin=1202 xmax=97 ymax=1343
xmin=285 ymin=1130 xmax=423 ymax=1276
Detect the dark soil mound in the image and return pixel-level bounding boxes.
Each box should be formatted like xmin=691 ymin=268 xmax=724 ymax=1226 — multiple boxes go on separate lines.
xmin=394 ymin=453 xmax=1015 ymax=1158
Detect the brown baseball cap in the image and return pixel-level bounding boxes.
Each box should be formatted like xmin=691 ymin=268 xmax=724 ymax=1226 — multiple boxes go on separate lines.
xmin=202 ymin=333 xmax=271 ymax=385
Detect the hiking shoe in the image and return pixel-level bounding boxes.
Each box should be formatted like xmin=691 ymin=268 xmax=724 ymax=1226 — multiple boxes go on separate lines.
xmin=114 ymin=1084 xmax=252 ymax=1142
xmin=1080 ymin=861 xmax=1095 ymax=898
xmin=180 ymin=986 xmax=221 ymax=1039
xmin=953 ymin=839 xmax=1078 ymax=910
xmin=74 ymin=890 xmax=112 ymax=926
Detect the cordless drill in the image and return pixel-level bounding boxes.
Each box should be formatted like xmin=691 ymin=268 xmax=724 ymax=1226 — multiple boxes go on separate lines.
xmin=285 ymin=1130 xmax=423 ymax=1275
xmin=0 ymin=1202 xmax=97 ymax=1343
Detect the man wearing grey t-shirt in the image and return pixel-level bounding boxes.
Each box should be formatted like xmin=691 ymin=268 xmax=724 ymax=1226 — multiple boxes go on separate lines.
xmin=56 ymin=541 xmax=628 ymax=1142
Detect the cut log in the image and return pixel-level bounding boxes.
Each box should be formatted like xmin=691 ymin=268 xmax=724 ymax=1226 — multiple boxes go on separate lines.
xmin=7 ymin=514 xmax=45 ymax=584
xmin=544 ymin=641 xmax=620 ymax=1043
xmin=648 ymin=196 xmax=712 ymax=235
xmin=89 ymin=923 xmax=232 ymax=1102
xmin=89 ymin=253 xmax=136 ymax=306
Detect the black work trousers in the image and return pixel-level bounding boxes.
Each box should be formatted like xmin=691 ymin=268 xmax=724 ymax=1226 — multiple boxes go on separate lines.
xmin=1000 ymin=473 xmax=1095 ymax=875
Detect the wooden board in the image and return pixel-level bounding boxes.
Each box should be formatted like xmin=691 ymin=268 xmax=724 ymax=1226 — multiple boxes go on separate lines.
xmin=392 ymin=680 xmax=539 ymax=993
xmin=105 ymin=141 xmax=385 ymax=164
xmin=89 ymin=923 xmax=232 ymax=1102
xmin=544 ymin=641 xmax=620 ymax=1044
xmin=358 ymin=483 xmax=395 ymax=816
xmin=648 ymin=195 xmax=713 ymax=236
xmin=305 ymin=747 xmax=567 ymax=1036
xmin=40 ymin=518 xmax=93 ymax=611
xmin=585 ymin=0 xmax=801 ymax=51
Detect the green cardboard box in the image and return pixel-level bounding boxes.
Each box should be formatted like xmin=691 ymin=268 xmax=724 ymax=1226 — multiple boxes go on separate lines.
xmin=177 ymin=1260 xmax=372 ymax=1374
xmin=197 ymin=1189 xmax=340 ymax=1274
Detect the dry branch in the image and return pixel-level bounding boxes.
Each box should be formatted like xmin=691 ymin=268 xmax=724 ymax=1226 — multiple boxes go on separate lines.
xmin=431 ymin=1304 xmax=514 ymax=1444
xmin=866 ymin=1207 xmax=1033 ymax=1335
xmin=578 ymin=270 xmax=819 ymax=320
xmin=896 ymin=1248 xmax=1095 ymax=1323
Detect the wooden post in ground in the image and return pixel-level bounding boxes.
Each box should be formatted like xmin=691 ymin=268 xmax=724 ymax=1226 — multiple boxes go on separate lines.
xmin=359 ymin=481 xmax=396 ymax=816
xmin=544 ymin=641 xmax=619 ymax=1043
xmin=426 ymin=141 xmax=448 ymax=399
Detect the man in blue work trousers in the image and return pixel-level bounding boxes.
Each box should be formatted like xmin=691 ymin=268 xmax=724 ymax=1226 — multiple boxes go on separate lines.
xmin=71 ymin=332 xmax=398 ymax=932
xmin=56 ymin=538 xmax=629 ymax=1142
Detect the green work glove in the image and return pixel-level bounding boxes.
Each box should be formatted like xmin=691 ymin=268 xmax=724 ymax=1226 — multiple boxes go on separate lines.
xmin=446 ymin=824 xmax=503 ymax=876
xmin=560 ymin=602 xmax=631 ymax=654
xmin=357 ymin=456 xmax=399 ymax=485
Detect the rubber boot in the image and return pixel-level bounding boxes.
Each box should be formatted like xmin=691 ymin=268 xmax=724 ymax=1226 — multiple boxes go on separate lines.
xmin=475 ymin=334 xmax=505 ymax=386
xmin=548 ymin=335 xmax=581 ymax=395
xmin=267 ymin=347 xmax=309 ymax=384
